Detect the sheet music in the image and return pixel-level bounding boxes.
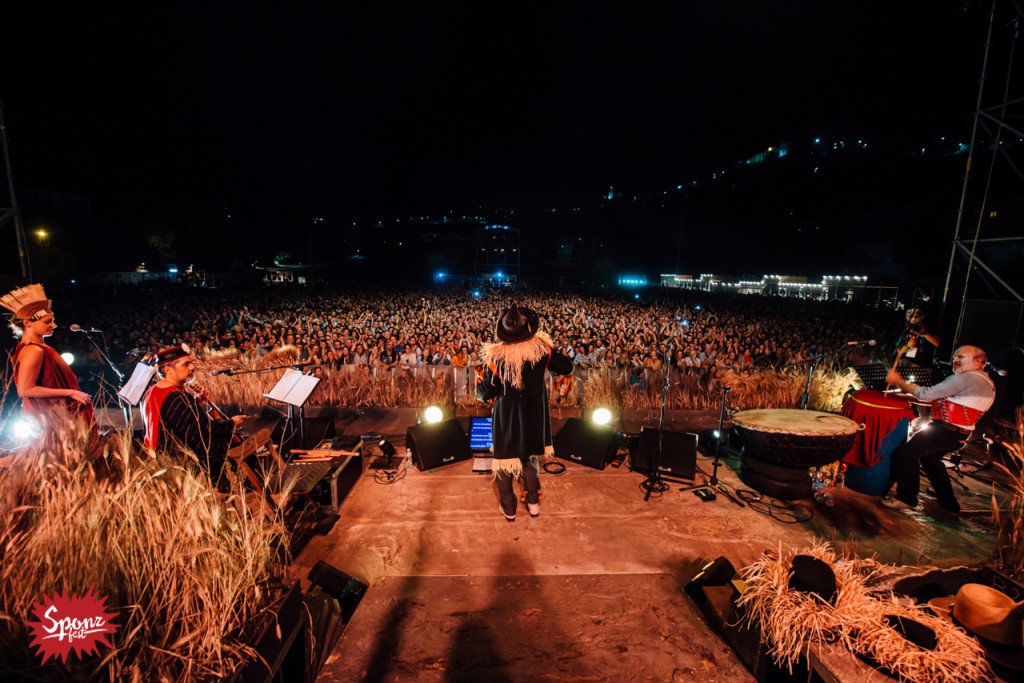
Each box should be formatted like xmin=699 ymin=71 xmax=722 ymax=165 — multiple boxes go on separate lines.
xmin=262 ymin=368 xmax=320 ymax=407
xmin=118 ymin=361 xmax=157 ymax=406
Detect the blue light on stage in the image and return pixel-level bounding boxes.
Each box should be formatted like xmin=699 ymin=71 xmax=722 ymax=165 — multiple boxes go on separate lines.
xmin=495 ymin=271 xmax=503 ymax=279
xmin=169 ymin=267 xmax=178 ymax=273
xmin=473 ymin=290 xmax=481 ymax=298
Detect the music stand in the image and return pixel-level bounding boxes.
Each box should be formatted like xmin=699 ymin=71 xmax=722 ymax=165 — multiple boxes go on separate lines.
xmin=116 ymin=359 xmax=158 ymax=430
xmin=891 ymin=366 xmax=935 ymax=387
xmin=263 ymin=369 xmax=320 ymax=451
xmin=850 ymin=364 xmax=889 ymax=391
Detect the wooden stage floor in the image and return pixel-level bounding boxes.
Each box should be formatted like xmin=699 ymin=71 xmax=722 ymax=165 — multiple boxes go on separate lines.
xmin=286 ymin=410 xmax=1002 ymax=682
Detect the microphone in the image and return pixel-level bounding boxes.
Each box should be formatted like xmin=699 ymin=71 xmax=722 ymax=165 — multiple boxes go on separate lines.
xmin=69 ymin=324 xmax=103 ymax=334
xmin=210 ymin=368 xmax=235 ymax=377
xmin=845 ymin=339 xmax=877 ymax=346
xmin=987 ymin=362 xmax=1008 ymax=377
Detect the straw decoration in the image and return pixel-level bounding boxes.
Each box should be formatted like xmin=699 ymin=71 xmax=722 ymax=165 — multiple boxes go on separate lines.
xmin=736 ymin=542 xmax=992 ymax=682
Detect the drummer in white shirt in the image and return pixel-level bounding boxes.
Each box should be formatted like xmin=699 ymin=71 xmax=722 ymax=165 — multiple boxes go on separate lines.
xmin=881 ymin=345 xmax=995 ymax=516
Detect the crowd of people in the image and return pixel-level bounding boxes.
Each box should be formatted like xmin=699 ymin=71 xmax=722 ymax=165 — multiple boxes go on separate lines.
xmin=25 ymin=283 xmax=901 ymax=398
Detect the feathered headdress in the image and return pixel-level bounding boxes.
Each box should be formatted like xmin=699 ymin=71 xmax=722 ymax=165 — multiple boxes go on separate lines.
xmin=0 ymin=283 xmax=51 ymax=323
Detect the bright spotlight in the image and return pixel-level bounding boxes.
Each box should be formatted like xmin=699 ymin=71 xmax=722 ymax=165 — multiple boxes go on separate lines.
xmin=713 ymin=430 xmax=721 ymax=439
xmin=592 ymin=408 xmax=612 ymax=425
xmin=60 ymin=352 xmax=75 ymax=366
xmin=13 ymin=418 xmax=38 ymax=441
xmin=424 ymin=406 xmax=444 ymax=423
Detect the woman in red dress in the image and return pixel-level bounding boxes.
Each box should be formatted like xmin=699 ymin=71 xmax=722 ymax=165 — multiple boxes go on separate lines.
xmin=2 ymin=284 xmax=93 ymax=426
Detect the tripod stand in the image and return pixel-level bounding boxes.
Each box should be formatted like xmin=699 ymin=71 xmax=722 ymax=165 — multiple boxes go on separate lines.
xmin=679 ymin=386 xmax=745 ymax=506
xmin=640 ymin=337 xmax=675 ymax=501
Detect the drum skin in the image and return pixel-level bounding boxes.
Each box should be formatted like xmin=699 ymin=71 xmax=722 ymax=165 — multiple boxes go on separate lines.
xmin=732 ymin=409 xmax=860 ymax=468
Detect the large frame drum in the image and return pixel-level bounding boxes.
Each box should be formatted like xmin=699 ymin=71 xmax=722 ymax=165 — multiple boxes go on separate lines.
xmin=732 ymin=409 xmax=861 ymax=499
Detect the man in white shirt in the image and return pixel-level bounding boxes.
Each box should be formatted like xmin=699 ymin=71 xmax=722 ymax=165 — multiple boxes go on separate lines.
xmin=881 ymin=345 xmax=995 ymax=515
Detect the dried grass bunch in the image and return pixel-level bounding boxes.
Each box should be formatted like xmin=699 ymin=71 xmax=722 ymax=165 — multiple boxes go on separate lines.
xmin=188 ymin=350 xmax=854 ymax=415
xmin=0 ymin=410 xmax=289 ymax=681
xmin=992 ymin=406 xmax=1024 ymax=580
xmin=737 ymin=543 xmax=990 ymax=682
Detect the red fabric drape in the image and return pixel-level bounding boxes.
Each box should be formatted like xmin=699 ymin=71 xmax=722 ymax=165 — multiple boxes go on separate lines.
xmin=841 ymin=390 xmax=915 ymax=468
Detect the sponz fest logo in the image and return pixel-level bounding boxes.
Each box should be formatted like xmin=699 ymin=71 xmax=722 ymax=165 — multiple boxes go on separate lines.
xmin=25 ymin=585 xmax=120 ymax=663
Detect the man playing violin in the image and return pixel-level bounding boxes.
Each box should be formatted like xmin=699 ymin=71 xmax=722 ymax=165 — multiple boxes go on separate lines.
xmin=882 ymin=345 xmax=995 ymax=516
xmin=897 ymin=308 xmax=940 ymax=368
xmin=142 ymin=345 xmax=245 ymax=486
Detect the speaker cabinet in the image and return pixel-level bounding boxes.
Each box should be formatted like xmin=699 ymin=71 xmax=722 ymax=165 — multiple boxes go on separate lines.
xmin=632 ymin=427 xmax=697 ymax=480
xmin=553 ymin=418 xmax=617 ymax=470
xmin=684 ymin=556 xmax=737 ymax=609
xmin=406 ymin=419 xmax=473 ymax=471
xmin=307 ymin=561 xmax=368 ymax=623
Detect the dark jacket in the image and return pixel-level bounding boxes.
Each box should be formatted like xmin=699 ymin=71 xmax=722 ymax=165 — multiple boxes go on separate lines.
xmin=476 ymin=347 xmax=574 ymax=460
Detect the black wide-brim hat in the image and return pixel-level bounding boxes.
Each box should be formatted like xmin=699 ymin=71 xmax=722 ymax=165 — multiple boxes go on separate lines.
xmin=788 ymin=554 xmax=838 ymax=604
xmin=495 ymin=304 xmax=540 ymax=343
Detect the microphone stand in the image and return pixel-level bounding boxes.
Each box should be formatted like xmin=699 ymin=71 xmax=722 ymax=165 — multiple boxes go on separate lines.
xmin=641 ymin=334 xmax=675 ymax=501
xmin=679 ymin=386 xmax=746 ymax=507
xmin=782 ymin=352 xmax=830 ymax=410
xmin=210 ymin=362 xmax=317 ymax=377
xmin=79 ymin=330 xmax=132 ymax=431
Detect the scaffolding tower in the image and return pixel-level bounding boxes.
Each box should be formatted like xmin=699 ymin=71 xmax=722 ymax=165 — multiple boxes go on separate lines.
xmin=943 ymin=0 xmax=1024 ymax=345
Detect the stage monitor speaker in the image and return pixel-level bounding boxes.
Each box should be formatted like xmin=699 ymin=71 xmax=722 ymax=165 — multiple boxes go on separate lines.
xmin=957 ymin=299 xmax=1024 ymax=350
xmin=684 ymin=556 xmax=737 ymax=609
xmin=632 ymin=427 xmax=697 ymax=480
xmin=553 ymin=418 xmax=617 ymax=470
xmin=406 ymin=419 xmax=473 ymax=471
xmin=307 ymin=560 xmax=368 ymax=623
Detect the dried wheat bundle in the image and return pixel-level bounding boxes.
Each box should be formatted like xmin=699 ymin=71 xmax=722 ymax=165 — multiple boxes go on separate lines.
xmin=808 ymin=367 xmax=861 ymax=413
xmin=581 ymin=368 xmax=622 ymax=410
xmin=847 ymin=593 xmax=991 ymax=683
xmin=992 ymin=406 xmax=1024 ymax=581
xmin=0 ymin=409 xmax=288 ymax=681
xmin=721 ymin=370 xmax=801 ymax=410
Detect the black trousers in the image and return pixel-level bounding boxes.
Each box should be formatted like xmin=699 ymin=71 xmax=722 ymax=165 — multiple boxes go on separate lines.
xmin=496 ymin=458 xmax=540 ymax=516
xmin=891 ymin=421 xmax=967 ymax=513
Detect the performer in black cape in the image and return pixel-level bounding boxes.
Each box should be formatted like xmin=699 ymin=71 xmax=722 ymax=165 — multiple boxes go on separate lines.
xmin=476 ymin=304 xmax=574 ymax=522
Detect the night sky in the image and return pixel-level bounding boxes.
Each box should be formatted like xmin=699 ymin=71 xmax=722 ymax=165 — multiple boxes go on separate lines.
xmin=0 ymin=2 xmax=991 ymax=271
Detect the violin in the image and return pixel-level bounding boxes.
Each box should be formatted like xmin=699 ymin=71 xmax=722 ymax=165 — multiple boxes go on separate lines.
xmin=186 ymin=385 xmax=243 ymax=444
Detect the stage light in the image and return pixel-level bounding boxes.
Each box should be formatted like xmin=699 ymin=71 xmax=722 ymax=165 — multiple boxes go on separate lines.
xmin=60 ymin=352 xmax=75 ymax=366
xmin=378 ymin=438 xmax=396 ymax=458
xmin=592 ymin=408 xmax=612 ymax=426
xmin=424 ymin=406 xmax=444 ymax=423
xmin=713 ymin=430 xmax=721 ymax=439
xmin=13 ymin=418 xmax=38 ymax=441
